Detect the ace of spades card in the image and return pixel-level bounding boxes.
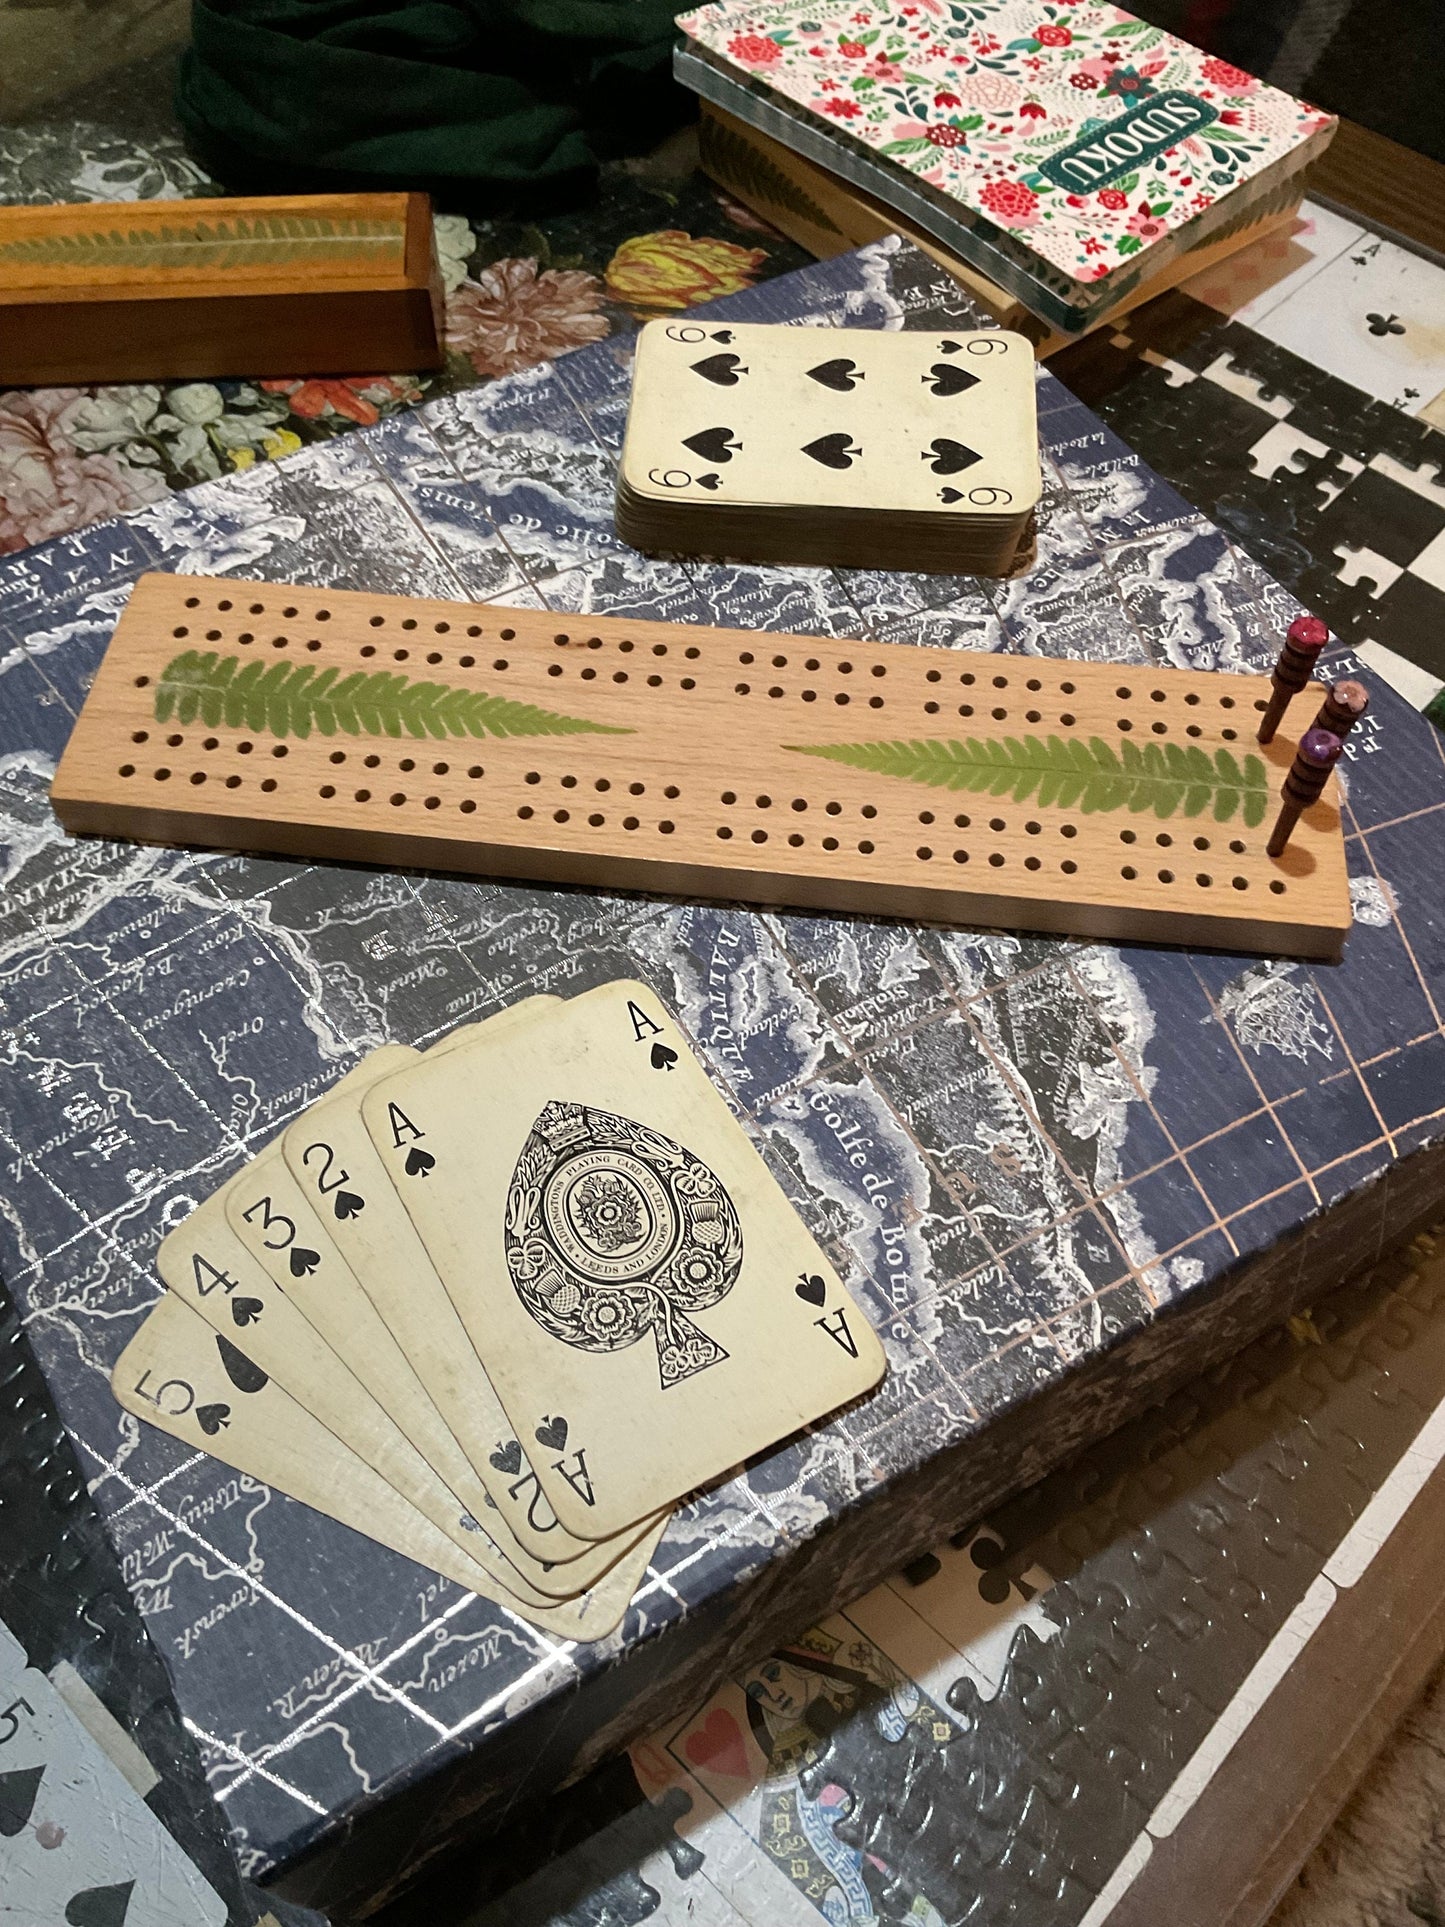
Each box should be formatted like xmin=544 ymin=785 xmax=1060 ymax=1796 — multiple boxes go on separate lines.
xmin=361 ymin=981 xmax=885 ymax=1540
xmin=0 ymin=1635 xmax=226 ymax=1927
xmin=280 ymin=1012 xmax=670 ymax=1591
xmin=619 ymin=320 xmax=1039 ymax=516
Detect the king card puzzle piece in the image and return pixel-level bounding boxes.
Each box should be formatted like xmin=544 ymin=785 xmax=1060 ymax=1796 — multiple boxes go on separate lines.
xmin=54 ymin=572 xmax=1353 ymax=960
xmin=110 ymin=983 xmax=884 ymax=1633
xmin=616 ymin=321 xmax=1040 ymax=574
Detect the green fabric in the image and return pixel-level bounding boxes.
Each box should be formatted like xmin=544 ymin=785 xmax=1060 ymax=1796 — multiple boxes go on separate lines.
xmin=175 ymin=0 xmax=690 ymax=206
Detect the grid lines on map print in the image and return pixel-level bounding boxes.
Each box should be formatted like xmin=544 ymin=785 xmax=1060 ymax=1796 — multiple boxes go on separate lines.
xmin=0 ymin=237 xmax=1441 ymax=1871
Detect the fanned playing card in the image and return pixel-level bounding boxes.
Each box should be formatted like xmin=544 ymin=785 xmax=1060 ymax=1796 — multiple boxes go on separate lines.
xmin=156 ymin=1197 xmax=524 ymax=1575
xmin=169 ymin=1150 xmax=654 ymax=1603
xmin=116 ymin=981 xmax=885 ymax=1633
xmin=281 ymin=1011 xmax=578 ymax=1559
xmin=112 ymin=1294 xmax=661 ymax=1639
xmin=361 ymin=980 xmax=885 ymax=1539
xmin=282 ymin=1020 xmax=667 ymax=1590
xmin=222 ymin=1138 xmax=506 ymax=1528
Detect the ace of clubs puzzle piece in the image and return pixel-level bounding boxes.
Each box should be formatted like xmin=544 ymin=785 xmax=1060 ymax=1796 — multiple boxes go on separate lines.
xmin=361 ymin=980 xmax=885 ymax=1539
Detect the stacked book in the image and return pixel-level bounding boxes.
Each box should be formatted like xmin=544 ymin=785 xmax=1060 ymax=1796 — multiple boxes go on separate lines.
xmin=677 ymin=0 xmax=1336 ymax=341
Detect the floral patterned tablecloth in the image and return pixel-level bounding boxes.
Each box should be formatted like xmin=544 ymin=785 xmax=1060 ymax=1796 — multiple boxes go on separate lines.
xmin=0 ymin=103 xmax=814 ymax=556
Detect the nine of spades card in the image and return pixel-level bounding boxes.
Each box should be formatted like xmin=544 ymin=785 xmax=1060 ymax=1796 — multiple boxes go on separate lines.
xmin=616 ymin=321 xmax=1040 ymax=575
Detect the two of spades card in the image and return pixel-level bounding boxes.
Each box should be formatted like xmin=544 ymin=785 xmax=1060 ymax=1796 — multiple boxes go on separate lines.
xmin=616 ymin=321 xmax=1040 ymax=576
xmin=113 ymin=982 xmax=886 ymax=1640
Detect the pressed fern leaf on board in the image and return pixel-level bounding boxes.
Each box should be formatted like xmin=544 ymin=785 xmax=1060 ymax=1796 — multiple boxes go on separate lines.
xmin=786 ymin=733 xmax=1272 ymax=826
xmin=0 ymin=214 xmax=402 ymax=275
xmin=154 ymin=652 xmax=632 ymax=742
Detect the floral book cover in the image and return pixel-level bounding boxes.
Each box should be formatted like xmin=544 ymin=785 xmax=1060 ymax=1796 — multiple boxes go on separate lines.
xmin=676 ymin=0 xmax=1335 ymax=302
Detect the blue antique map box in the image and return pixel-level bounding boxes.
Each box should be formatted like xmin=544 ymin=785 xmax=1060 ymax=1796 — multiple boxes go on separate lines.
xmin=1 ymin=240 xmax=1442 ymax=1915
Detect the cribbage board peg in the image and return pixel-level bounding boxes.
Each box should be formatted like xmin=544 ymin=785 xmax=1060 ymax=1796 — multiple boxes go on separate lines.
xmin=1310 ymin=677 xmax=1369 ymax=742
xmin=1258 ymin=615 xmax=1330 ymax=745
xmin=1267 ymin=727 xmax=1343 ymax=858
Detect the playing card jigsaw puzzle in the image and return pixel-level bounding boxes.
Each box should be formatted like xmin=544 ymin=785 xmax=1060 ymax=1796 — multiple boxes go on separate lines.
xmin=0 ymin=1617 xmax=229 ymax=1927
xmin=111 ymin=982 xmax=885 ymax=1637
xmin=617 ymin=321 xmax=1039 ymax=573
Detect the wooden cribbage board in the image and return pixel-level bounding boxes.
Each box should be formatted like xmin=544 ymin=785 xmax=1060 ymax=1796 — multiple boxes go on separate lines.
xmin=52 ymin=574 xmax=1352 ymax=960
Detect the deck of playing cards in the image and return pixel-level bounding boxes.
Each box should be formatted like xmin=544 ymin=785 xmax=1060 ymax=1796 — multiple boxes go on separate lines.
xmin=111 ymin=982 xmax=885 ymax=1640
xmin=616 ymin=320 xmax=1040 ymax=575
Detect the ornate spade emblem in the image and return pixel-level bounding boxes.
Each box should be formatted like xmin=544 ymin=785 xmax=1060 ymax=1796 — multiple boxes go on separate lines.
xmin=505 ymin=1100 xmax=743 ymax=1389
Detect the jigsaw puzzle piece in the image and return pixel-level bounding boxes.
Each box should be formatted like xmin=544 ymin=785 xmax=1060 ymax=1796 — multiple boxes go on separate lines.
xmin=1135 ymin=348 xmax=1198 ymax=387
xmin=1333 ymin=543 xmax=1403 ymax=595
xmin=1316 ymin=465 xmax=1445 ymax=573
xmin=1247 ymin=422 xmax=1364 ymax=505
xmin=1200 ymin=350 xmax=1295 ymax=418
xmin=1202 ymin=325 xmax=1428 ymax=463
xmin=1369 ymin=451 xmax=1445 ymax=508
